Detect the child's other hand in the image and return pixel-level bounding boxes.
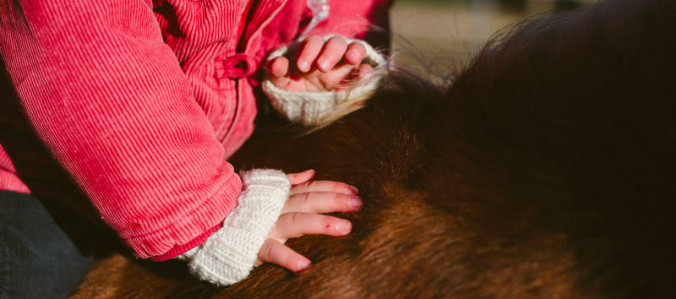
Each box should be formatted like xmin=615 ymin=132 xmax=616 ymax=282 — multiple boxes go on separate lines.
xmin=268 ymin=35 xmax=374 ymax=92
xmin=255 ymin=169 xmax=362 ymax=272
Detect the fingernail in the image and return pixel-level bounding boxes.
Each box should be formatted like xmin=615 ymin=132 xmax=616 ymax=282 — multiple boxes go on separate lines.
xmin=349 ymin=196 xmax=362 ymax=210
xmin=295 ymin=260 xmax=311 ymax=273
xmin=299 ymin=61 xmax=310 ymax=72
xmin=347 ymin=49 xmax=359 ymax=63
xmin=348 ymin=186 xmax=359 ymax=196
xmin=335 ymin=220 xmax=352 ymax=235
xmin=318 ymin=58 xmax=329 ymax=71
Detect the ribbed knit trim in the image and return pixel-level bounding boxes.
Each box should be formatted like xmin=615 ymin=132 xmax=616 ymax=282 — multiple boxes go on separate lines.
xmin=178 ymin=169 xmax=290 ymax=286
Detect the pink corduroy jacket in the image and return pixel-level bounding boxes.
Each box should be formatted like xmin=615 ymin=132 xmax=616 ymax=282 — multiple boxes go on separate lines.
xmin=0 ymin=0 xmax=390 ymax=260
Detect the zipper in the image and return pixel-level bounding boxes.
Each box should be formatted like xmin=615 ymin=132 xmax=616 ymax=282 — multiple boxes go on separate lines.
xmin=299 ymin=0 xmax=330 ymax=39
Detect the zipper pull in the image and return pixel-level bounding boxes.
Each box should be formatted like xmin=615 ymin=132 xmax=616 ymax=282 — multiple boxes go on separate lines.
xmin=299 ymin=0 xmax=330 ymax=39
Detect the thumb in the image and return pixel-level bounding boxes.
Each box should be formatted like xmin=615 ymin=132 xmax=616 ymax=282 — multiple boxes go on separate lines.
xmin=287 ymin=169 xmax=315 ymax=185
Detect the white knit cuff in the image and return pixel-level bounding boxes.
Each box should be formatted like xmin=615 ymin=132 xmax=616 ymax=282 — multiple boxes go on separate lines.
xmin=262 ymin=35 xmax=387 ymax=126
xmin=177 ymin=169 xmax=290 ymax=286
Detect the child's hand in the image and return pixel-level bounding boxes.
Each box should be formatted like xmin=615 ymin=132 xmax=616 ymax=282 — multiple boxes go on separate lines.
xmin=267 ymin=35 xmax=374 ymax=92
xmin=255 ymin=169 xmax=362 ymax=272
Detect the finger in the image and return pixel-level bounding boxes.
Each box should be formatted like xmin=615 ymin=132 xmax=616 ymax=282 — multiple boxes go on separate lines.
xmin=274 ymin=212 xmax=352 ymax=239
xmin=297 ymin=35 xmax=325 ymax=72
xmin=269 ymin=57 xmax=291 ymax=87
xmin=282 ymin=192 xmax=362 ymax=214
xmin=317 ymin=36 xmax=348 ymax=72
xmin=322 ymin=63 xmax=371 ymax=90
xmin=305 ymin=62 xmax=355 ymax=90
xmin=257 ymin=239 xmax=311 ymax=273
xmin=345 ymin=42 xmax=367 ymax=65
xmin=269 ymin=56 xmax=289 ymax=77
xmin=355 ymin=63 xmax=374 ymax=77
xmin=339 ymin=64 xmax=374 ymax=89
xmin=289 ymin=180 xmax=358 ymax=196
xmin=287 ymin=169 xmax=315 ymax=185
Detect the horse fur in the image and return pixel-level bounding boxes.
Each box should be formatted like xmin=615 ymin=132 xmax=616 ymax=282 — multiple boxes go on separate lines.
xmin=71 ymin=0 xmax=676 ymax=298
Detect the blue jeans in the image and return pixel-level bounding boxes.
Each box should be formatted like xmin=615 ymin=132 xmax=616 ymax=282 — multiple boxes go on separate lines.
xmin=0 ymin=191 xmax=92 ymax=299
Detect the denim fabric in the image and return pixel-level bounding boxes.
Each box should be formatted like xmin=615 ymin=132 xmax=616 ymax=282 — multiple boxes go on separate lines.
xmin=0 ymin=191 xmax=91 ymax=299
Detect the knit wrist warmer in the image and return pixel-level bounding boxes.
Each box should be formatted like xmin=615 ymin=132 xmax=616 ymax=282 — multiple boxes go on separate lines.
xmin=262 ymin=35 xmax=387 ymax=126
xmin=177 ymin=169 xmax=290 ymax=286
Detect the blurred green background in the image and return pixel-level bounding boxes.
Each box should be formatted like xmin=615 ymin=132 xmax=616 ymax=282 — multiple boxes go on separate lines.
xmin=389 ymin=0 xmax=599 ymax=78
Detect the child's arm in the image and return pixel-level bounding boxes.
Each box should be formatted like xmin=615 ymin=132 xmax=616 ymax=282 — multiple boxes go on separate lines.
xmin=1 ymin=1 xmax=361 ymax=285
xmin=1 ymin=1 xmax=237 ymax=259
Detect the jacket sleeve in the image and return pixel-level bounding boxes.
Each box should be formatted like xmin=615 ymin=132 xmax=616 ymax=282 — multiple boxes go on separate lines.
xmin=0 ymin=0 xmax=242 ymax=259
xmin=303 ymin=0 xmax=392 ymax=50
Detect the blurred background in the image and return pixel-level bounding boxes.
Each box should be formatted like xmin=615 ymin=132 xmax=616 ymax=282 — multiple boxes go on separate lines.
xmin=390 ymin=0 xmax=599 ymax=78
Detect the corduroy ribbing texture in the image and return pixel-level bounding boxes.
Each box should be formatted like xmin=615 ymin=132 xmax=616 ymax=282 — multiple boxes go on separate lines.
xmin=0 ymin=0 xmax=391 ymax=259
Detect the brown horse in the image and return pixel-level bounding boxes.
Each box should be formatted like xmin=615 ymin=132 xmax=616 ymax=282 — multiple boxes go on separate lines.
xmin=71 ymin=0 xmax=676 ymax=298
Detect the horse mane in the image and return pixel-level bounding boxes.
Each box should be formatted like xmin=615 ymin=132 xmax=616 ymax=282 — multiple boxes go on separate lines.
xmin=71 ymin=0 xmax=676 ymax=298
xmin=439 ymin=0 xmax=676 ymax=296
